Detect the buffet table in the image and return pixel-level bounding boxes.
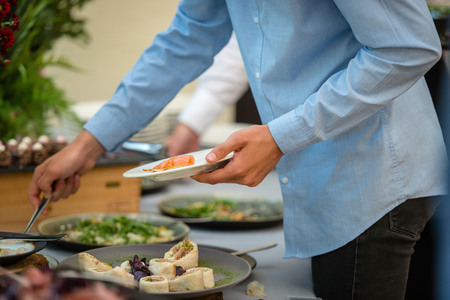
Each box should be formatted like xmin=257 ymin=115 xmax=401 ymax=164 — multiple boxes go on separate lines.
xmin=40 ymin=171 xmax=317 ymax=300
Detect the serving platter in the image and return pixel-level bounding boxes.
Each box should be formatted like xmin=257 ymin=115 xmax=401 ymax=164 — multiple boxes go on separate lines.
xmin=0 ymin=232 xmax=47 ymax=266
xmin=38 ymin=213 xmax=190 ymax=251
xmin=158 ymin=191 xmax=284 ymax=229
xmin=58 ymin=243 xmax=252 ymax=300
xmin=123 ymin=148 xmax=233 ymax=181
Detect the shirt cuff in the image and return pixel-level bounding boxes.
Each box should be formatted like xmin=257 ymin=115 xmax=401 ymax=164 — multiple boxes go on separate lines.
xmin=268 ymin=109 xmax=315 ymax=154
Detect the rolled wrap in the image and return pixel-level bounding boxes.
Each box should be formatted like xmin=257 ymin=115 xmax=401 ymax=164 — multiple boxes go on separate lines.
xmin=164 ymin=238 xmax=198 ymax=271
xmin=149 ymin=258 xmax=176 ymax=280
xmin=169 ymin=268 xmax=204 ymax=292
xmin=139 ymin=275 xmax=170 ymax=293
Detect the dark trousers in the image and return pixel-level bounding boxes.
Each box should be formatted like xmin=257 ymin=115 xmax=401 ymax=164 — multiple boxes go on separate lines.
xmin=312 ymin=196 xmax=440 ymax=300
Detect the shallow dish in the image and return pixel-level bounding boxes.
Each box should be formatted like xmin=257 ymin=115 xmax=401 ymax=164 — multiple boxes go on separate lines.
xmin=123 ymin=148 xmax=233 ymax=181
xmin=0 ymin=232 xmax=47 ymax=266
xmin=58 ymin=243 xmax=252 ymax=300
xmin=158 ymin=191 xmax=284 ymax=229
xmin=38 ymin=213 xmax=190 ymax=251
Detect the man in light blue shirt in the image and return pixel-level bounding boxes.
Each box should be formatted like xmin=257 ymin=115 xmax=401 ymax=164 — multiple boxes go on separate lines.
xmin=29 ymin=0 xmax=447 ymax=298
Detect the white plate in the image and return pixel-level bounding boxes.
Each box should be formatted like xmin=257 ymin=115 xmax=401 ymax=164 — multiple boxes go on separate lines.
xmin=123 ymin=148 xmax=233 ymax=181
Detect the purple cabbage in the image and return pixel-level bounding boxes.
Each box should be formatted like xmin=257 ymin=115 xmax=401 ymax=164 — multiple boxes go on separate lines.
xmin=128 ymin=255 xmax=152 ymax=281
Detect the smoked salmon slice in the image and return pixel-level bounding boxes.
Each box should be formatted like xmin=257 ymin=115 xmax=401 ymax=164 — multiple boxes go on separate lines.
xmin=144 ymin=155 xmax=195 ymax=172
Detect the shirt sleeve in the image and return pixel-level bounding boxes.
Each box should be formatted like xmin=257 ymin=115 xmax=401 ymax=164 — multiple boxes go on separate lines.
xmin=268 ymin=0 xmax=442 ymax=154
xmin=178 ymin=32 xmax=249 ymax=135
xmin=83 ymin=0 xmax=233 ymax=151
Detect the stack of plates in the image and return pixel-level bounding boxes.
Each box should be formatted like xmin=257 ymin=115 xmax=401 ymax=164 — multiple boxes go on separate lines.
xmin=129 ymin=115 xmax=170 ymax=144
xmin=200 ymin=123 xmax=252 ymax=148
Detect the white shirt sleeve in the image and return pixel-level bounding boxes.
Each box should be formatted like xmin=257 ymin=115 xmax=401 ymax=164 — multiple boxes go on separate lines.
xmin=178 ymin=33 xmax=249 ymax=135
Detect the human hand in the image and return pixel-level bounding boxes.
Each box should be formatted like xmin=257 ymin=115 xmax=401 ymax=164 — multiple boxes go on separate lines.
xmin=164 ymin=123 xmax=200 ymax=157
xmin=27 ymin=130 xmax=105 ymax=211
xmin=192 ymin=125 xmax=283 ymax=187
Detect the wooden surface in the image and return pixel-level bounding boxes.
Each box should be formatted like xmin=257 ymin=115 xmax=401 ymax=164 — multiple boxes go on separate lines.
xmin=0 ymin=164 xmax=141 ymax=232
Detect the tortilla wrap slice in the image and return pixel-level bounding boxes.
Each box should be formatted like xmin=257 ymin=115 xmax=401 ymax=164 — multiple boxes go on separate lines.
xmin=164 ymin=238 xmax=198 ymax=270
xmin=78 ymin=252 xmax=112 ymax=272
xmin=139 ymin=275 xmax=170 ymax=293
xmin=169 ymin=267 xmax=204 ymax=292
xmin=149 ymin=258 xmax=177 ymax=280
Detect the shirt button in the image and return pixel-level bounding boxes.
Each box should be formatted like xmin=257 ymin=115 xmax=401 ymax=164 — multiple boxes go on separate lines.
xmin=253 ymin=17 xmax=259 ymax=24
xmin=281 ymin=177 xmax=289 ymax=184
xmin=255 ymin=72 xmax=260 ymax=79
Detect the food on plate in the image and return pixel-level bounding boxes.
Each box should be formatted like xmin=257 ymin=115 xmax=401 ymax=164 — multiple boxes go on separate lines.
xmin=149 ymin=258 xmax=177 ymax=280
xmin=76 ymin=238 xmax=214 ymax=293
xmin=139 ymin=275 xmax=169 ymax=293
xmin=0 ymin=240 xmax=32 ymax=256
xmin=143 ymin=154 xmax=195 ymax=172
xmin=62 ymin=215 xmax=175 ymax=245
xmin=168 ymin=198 xmax=255 ymax=221
xmin=127 ymin=255 xmax=152 ymax=281
xmin=4 ymin=254 xmax=50 ymax=274
xmin=78 ymin=252 xmax=112 ymax=271
xmin=247 ymin=280 xmax=268 ymax=297
xmin=87 ymin=266 xmax=135 ymax=284
xmin=189 ymin=267 xmax=215 ymax=289
xmin=169 ymin=267 xmax=204 ymax=292
xmin=163 ymin=238 xmax=198 ymax=271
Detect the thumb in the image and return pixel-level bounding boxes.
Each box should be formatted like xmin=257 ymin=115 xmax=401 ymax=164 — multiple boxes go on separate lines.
xmin=205 ymin=140 xmax=237 ymax=163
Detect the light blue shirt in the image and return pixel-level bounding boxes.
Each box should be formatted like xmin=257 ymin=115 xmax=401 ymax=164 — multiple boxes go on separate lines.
xmin=85 ymin=0 xmax=447 ymax=258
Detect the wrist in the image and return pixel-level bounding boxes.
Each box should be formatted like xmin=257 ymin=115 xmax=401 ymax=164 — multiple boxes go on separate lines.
xmin=74 ymin=130 xmax=105 ymax=160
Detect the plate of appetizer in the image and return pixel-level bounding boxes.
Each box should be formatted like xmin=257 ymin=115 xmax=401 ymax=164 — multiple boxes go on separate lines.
xmin=158 ymin=191 xmax=284 ymax=229
xmin=58 ymin=238 xmax=252 ymax=300
xmin=0 ymin=232 xmax=47 ymax=266
xmin=122 ymin=148 xmax=233 ymax=181
xmin=38 ymin=213 xmax=190 ymax=251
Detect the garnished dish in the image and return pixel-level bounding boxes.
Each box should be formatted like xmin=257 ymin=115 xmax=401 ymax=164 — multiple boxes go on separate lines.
xmin=63 ymin=215 xmax=175 ymax=245
xmin=38 ymin=213 xmax=190 ymax=251
xmin=58 ymin=240 xmax=252 ymax=299
xmin=123 ymin=148 xmax=233 ymax=181
xmin=143 ymin=154 xmax=195 ymax=172
xmin=158 ymin=192 xmax=284 ymax=229
xmin=77 ymin=238 xmax=214 ymax=293
xmin=166 ymin=198 xmax=251 ymax=221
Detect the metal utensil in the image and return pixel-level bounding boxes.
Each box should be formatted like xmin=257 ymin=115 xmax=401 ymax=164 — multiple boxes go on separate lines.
xmin=121 ymin=141 xmax=166 ymax=157
xmin=0 ymin=232 xmax=66 ymax=242
xmin=23 ymin=193 xmax=53 ymax=234
xmin=231 ymin=243 xmax=278 ymax=256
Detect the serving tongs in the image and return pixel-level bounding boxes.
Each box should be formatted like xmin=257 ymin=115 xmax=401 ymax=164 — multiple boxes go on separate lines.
xmin=0 ymin=232 xmax=66 ymax=242
xmin=121 ymin=141 xmax=166 ymax=157
xmin=23 ymin=193 xmax=53 ymax=234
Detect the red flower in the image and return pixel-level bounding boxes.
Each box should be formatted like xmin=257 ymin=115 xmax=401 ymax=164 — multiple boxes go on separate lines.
xmin=0 ymin=0 xmax=11 ymax=21
xmin=10 ymin=0 xmax=17 ymax=7
xmin=11 ymin=13 xmax=19 ymax=31
xmin=1 ymin=26 xmax=14 ymax=55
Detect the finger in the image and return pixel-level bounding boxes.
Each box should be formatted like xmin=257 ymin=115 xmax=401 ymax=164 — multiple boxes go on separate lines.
xmin=72 ymin=173 xmax=81 ymax=194
xmin=60 ymin=176 xmax=74 ymax=199
xmin=51 ymin=179 xmax=66 ymax=202
xmin=206 ymin=138 xmax=241 ymax=163
xmin=192 ymin=160 xmax=238 ymax=184
xmin=28 ymin=166 xmax=46 ymax=209
xmin=38 ymin=170 xmax=58 ymax=199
